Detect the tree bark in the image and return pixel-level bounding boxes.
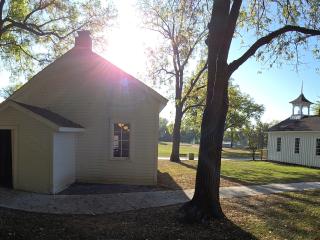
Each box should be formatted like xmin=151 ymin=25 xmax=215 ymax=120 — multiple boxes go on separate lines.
xmin=179 ymin=62 xmax=229 ymax=222
xmin=178 ymin=0 xmax=233 ymax=223
xmin=170 ymin=105 xmax=183 ymax=162
xmin=230 ymin=129 xmax=234 ymax=148
xmin=177 ymin=0 xmax=320 ymax=224
xmin=252 ymin=150 xmax=256 ymax=160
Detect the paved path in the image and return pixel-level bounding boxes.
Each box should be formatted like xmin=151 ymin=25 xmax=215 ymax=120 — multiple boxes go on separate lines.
xmin=158 ymin=157 xmax=251 ymax=161
xmin=0 ymin=182 xmax=319 ymax=215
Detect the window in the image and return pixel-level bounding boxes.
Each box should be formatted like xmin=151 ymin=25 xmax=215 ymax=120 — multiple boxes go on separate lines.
xmin=294 ymin=138 xmax=300 ymax=154
xmin=316 ymin=139 xmax=320 ymax=156
xmin=276 ymin=137 xmax=281 ymax=152
xmin=113 ymin=123 xmax=130 ymax=158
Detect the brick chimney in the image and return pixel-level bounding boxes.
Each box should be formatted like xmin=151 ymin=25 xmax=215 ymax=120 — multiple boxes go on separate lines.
xmin=75 ymin=30 xmax=92 ymax=50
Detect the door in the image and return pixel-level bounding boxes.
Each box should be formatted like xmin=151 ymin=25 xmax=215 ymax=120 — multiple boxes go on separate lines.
xmin=0 ymin=130 xmax=13 ymax=188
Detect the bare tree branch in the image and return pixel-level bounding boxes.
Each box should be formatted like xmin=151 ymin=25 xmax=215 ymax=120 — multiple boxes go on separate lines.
xmin=181 ymin=60 xmax=208 ymax=104
xmin=23 ymin=0 xmax=56 ymax=24
xmin=228 ymin=25 xmax=320 ymax=75
xmin=1 ymin=18 xmax=90 ymax=40
xmin=182 ymin=101 xmax=206 ymax=114
xmin=181 ymin=28 xmax=207 ymax=68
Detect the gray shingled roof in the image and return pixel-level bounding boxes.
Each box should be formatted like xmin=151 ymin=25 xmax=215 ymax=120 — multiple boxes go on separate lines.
xmin=269 ymin=115 xmax=320 ymax=132
xmin=289 ymin=93 xmax=313 ymax=104
xmin=12 ymin=101 xmax=83 ymax=128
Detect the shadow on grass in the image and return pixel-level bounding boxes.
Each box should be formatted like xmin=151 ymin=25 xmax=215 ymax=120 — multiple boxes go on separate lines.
xmin=234 ymin=190 xmax=320 ymax=240
xmin=176 ymin=160 xmax=248 ymax=187
xmin=220 ymin=175 xmax=250 ymax=186
xmin=177 ymin=160 xmax=197 ymax=170
xmin=262 ymin=160 xmax=320 ymax=169
xmin=157 ymin=170 xmax=184 ymax=190
xmin=0 ymin=204 xmax=258 ymax=240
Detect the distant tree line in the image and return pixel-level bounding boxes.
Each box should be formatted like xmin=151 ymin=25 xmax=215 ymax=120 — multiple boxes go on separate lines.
xmin=159 ymin=117 xmax=200 ymax=143
xmin=159 ymin=81 xmax=269 ymax=148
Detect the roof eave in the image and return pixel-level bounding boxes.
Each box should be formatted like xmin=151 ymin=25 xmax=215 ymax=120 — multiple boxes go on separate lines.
xmin=58 ymin=127 xmax=85 ymax=132
xmin=0 ymin=101 xmax=84 ymax=132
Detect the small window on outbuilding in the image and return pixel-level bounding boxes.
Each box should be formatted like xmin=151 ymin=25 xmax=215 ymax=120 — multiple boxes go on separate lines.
xmin=316 ymin=139 xmax=320 ymax=156
xmin=276 ymin=137 xmax=281 ymax=152
xmin=294 ymin=138 xmax=300 ymax=154
xmin=113 ymin=123 xmax=130 ymax=158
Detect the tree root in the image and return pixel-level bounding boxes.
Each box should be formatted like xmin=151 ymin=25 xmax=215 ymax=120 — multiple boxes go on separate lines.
xmin=170 ymin=154 xmax=181 ymax=163
xmin=177 ymin=200 xmax=225 ymax=224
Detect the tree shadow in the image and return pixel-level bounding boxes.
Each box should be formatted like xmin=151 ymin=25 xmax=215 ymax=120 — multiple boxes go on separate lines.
xmin=184 ymin=216 xmax=259 ymax=240
xmin=177 ymin=160 xmax=197 ymax=170
xmin=157 ymin=170 xmax=184 ymax=190
xmin=220 ymin=175 xmax=250 ymax=186
xmin=262 ymin=160 xmax=320 ymax=170
xmin=234 ymin=190 xmax=320 ymax=239
xmin=177 ymin=161 xmax=248 ymax=186
xmin=0 ymin=203 xmax=258 ymax=240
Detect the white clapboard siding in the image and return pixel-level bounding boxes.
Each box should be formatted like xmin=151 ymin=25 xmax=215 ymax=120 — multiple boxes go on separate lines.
xmin=10 ymin=49 xmax=164 ymax=185
xmin=268 ymin=132 xmax=320 ymax=168
xmin=53 ymin=133 xmax=76 ymax=193
xmin=0 ymin=107 xmax=53 ymax=193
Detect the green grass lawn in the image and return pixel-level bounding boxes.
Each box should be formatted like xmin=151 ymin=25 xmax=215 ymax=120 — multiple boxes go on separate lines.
xmin=222 ymin=160 xmax=320 ymax=185
xmin=158 ymin=160 xmax=320 ymax=189
xmin=158 ymin=141 xmax=259 ymax=159
xmin=158 ymin=141 xmax=199 ymax=157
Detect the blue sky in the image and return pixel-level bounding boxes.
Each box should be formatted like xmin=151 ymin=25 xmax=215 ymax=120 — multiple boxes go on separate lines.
xmin=229 ymin=36 xmax=320 ymax=122
xmin=0 ymin=0 xmax=319 ymax=123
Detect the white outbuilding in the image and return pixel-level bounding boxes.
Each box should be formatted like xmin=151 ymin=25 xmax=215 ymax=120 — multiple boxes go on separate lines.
xmin=268 ymin=93 xmax=320 ymax=168
xmin=0 ymin=31 xmax=167 ymax=193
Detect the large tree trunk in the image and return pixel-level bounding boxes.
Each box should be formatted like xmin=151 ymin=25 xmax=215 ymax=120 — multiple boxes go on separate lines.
xmin=179 ymin=62 xmax=229 ymax=222
xmin=178 ymin=0 xmax=239 ymax=223
xmin=170 ymin=105 xmax=183 ymax=162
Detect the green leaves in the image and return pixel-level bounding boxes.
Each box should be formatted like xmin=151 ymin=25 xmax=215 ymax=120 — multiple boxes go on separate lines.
xmin=184 ymin=79 xmax=265 ymax=134
xmin=0 ymin=0 xmax=116 ymax=82
xmin=312 ymin=99 xmax=320 ymax=116
xmin=236 ymin=0 xmax=320 ymax=70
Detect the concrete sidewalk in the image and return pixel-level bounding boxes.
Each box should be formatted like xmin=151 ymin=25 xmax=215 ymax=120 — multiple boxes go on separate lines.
xmin=158 ymin=157 xmax=251 ymax=161
xmin=0 ymin=182 xmax=319 ymax=215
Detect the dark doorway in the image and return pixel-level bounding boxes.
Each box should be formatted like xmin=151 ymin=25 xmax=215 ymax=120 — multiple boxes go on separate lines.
xmin=0 ymin=130 xmax=13 ymax=188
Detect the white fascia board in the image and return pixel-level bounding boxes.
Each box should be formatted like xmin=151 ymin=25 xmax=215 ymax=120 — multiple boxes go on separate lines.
xmin=58 ymin=127 xmax=85 ymax=132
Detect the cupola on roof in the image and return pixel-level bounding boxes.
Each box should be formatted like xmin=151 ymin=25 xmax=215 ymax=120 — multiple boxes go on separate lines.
xmin=289 ymin=93 xmax=313 ymax=105
xmin=290 ymin=92 xmax=313 ymax=119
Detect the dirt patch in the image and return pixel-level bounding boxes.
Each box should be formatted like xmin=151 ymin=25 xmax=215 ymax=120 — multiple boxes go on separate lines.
xmin=157 ymin=169 xmax=243 ymax=190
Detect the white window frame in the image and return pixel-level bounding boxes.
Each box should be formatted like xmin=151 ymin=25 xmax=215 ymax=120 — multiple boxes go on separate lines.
xmin=110 ymin=121 xmax=131 ymax=160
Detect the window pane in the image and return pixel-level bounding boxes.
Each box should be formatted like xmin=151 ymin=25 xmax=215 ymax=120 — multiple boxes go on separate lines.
xmin=294 ymin=138 xmax=300 ymax=154
xmin=113 ymin=148 xmax=121 ymax=157
xmin=122 ymin=132 xmax=129 ymax=141
xmin=316 ymin=139 xmax=320 ymax=156
xmin=113 ymin=132 xmax=120 ymax=151
xmin=114 ymin=123 xmax=122 ymax=132
xmin=122 ymin=149 xmax=129 ymax=157
xmin=113 ymin=122 xmax=130 ymax=158
xmin=122 ymin=140 xmax=129 ymax=150
xmin=276 ymin=138 xmax=281 ymax=152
